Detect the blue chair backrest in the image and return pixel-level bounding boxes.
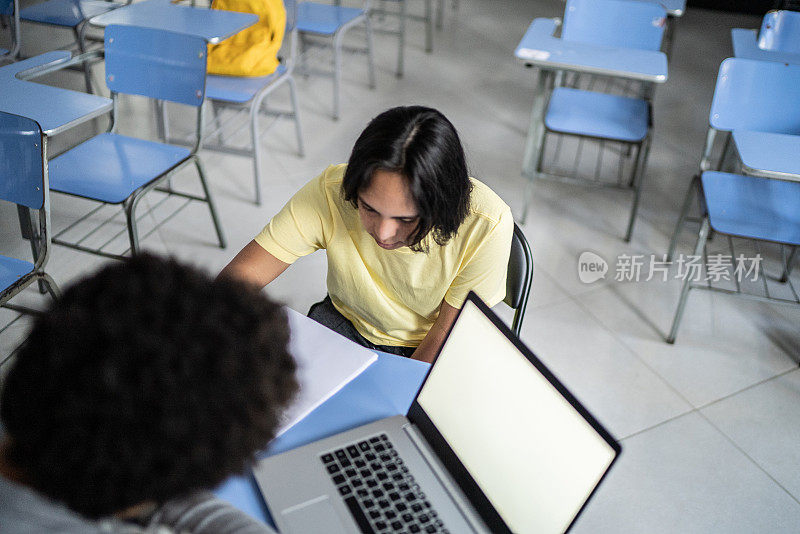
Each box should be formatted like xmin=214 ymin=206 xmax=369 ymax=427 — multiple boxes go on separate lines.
xmin=0 ymin=111 xmax=44 ymax=210
xmin=562 ymin=0 xmax=666 ymax=51
xmin=758 ymin=10 xmax=800 ymax=54
xmin=710 ymin=58 xmax=800 ymax=134
xmin=104 ymin=25 xmax=207 ymax=107
xmin=0 ymin=0 xmax=13 ymax=16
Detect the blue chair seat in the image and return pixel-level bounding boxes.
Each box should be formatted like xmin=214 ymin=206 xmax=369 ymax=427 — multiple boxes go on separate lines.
xmin=49 ymin=133 xmax=190 ymax=204
xmin=702 ymin=171 xmax=800 ymax=246
xmin=296 ymin=2 xmax=364 ymax=35
xmin=545 ymin=87 xmax=650 ymax=142
xmin=206 ymin=64 xmax=287 ymax=104
xmin=0 ymin=256 xmax=34 ymax=293
xmin=20 ymin=0 xmax=120 ymax=27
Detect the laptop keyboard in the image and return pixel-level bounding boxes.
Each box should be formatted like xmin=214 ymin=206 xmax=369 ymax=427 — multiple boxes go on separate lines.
xmin=321 ymin=433 xmax=449 ymax=534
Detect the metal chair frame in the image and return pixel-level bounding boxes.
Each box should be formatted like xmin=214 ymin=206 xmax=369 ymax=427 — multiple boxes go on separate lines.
xmin=19 ymin=0 xmax=131 ymax=91
xmin=0 ymin=0 xmax=21 ymax=62
xmin=368 ymin=0 xmax=443 ymax=77
xmin=665 ymin=58 xmax=800 ymax=343
xmin=46 ymin=25 xmax=225 ymax=261
xmin=297 ymin=0 xmax=376 ymax=120
xmin=1 ymin=112 xmax=60 ymax=314
xmin=181 ymin=0 xmax=305 ymax=206
xmin=504 ymin=223 xmax=534 ymax=337
xmin=520 ymin=0 xmax=665 ymax=243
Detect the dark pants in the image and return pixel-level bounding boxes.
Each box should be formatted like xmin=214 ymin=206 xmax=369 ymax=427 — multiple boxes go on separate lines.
xmin=307 ymin=296 xmax=416 ymax=358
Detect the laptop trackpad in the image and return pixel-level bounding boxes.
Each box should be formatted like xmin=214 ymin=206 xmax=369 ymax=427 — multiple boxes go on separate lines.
xmin=282 ymin=496 xmax=349 ymax=534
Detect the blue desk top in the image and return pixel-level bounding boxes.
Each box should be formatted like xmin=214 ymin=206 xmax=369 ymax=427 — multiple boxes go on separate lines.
xmin=731 ymin=28 xmax=800 ymax=65
xmin=213 ymin=352 xmax=430 ymax=526
xmin=559 ymin=0 xmax=685 ymax=17
xmin=733 ymin=130 xmax=800 ymax=182
xmin=515 ymin=18 xmax=668 ymax=83
xmin=0 ymin=52 xmax=112 ymax=136
xmin=89 ymin=0 xmax=258 ymax=44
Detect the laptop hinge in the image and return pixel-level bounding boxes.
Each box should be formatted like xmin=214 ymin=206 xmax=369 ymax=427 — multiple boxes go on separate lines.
xmin=402 ymin=423 xmax=489 ymax=533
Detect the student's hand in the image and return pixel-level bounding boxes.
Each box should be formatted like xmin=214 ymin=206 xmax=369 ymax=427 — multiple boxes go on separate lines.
xmin=411 ymin=301 xmax=460 ymax=364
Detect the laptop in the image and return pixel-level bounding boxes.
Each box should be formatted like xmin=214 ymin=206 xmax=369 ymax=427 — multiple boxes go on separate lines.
xmin=254 ymin=292 xmax=620 ymax=534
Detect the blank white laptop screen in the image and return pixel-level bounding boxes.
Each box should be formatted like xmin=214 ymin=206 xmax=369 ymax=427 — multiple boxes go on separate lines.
xmin=416 ymin=300 xmax=616 ymax=533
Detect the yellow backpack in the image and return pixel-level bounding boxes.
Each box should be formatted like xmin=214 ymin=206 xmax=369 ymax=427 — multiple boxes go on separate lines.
xmin=207 ymin=0 xmax=286 ymax=77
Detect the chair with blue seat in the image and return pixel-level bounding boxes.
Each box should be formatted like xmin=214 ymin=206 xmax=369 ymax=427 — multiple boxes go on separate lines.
xmin=666 ymin=58 xmax=800 ymax=343
xmin=758 ymin=9 xmax=800 ymax=54
xmin=0 ymin=0 xmax=20 ymax=63
xmin=200 ymin=0 xmax=304 ymax=205
xmin=522 ymin=0 xmax=666 ymax=242
xmin=19 ymin=0 xmax=130 ymax=90
xmin=297 ymin=0 xmax=375 ymax=120
xmin=47 ymin=24 xmax=226 ymax=260
xmin=0 ymin=111 xmax=60 ymax=315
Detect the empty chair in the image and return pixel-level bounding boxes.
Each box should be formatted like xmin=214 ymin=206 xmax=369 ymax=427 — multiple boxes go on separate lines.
xmin=47 ymin=24 xmax=226 ymax=260
xmin=758 ymin=9 xmax=800 ymax=54
xmin=19 ymin=0 xmax=130 ymax=91
xmin=0 ymin=0 xmax=20 ymax=62
xmin=200 ymin=0 xmax=304 ymax=205
xmin=504 ymin=223 xmax=534 ymax=336
xmin=522 ymin=0 xmax=667 ymax=242
xmin=0 ymin=111 xmax=60 ymax=314
xmin=666 ymin=58 xmax=800 ymax=343
xmin=297 ymin=0 xmax=376 ymax=119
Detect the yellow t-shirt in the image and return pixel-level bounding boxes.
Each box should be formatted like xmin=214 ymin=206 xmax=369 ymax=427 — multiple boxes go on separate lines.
xmin=255 ymin=164 xmax=513 ymax=347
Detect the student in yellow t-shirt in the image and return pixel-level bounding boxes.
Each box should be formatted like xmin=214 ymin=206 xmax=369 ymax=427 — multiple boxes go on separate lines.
xmin=219 ymin=106 xmax=513 ymax=363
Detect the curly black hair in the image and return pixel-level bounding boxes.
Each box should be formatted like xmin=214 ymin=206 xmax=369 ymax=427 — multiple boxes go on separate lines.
xmin=0 ymin=254 xmax=297 ymax=518
xmin=342 ymin=106 xmax=473 ymax=252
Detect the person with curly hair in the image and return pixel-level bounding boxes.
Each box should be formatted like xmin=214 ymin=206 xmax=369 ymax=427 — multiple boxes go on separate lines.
xmin=220 ymin=106 xmax=513 ymax=363
xmin=0 ymin=254 xmax=298 ymax=533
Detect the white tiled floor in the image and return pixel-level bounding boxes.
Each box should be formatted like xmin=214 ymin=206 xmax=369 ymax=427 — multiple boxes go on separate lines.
xmin=2 ymin=0 xmax=800 ymax=530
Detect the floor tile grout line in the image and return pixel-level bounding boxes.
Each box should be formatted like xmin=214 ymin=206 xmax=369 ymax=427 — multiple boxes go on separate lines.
xmin=697 ymin=410 xmax=800 ymax=508
xmin=695 ymin=367 xmax=800 ymax=412
xmin=569 ymin=288 xmax=696 ymax=410
xmin=618 ymin=407 xmax=698 ymax=442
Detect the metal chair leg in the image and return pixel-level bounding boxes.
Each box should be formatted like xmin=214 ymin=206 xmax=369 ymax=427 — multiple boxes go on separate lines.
xmin=667 ymin=175 xmax=700 ymax=262
xmin=249 ymin=97 xmax=263 ymax=205
xmin=332 ymin=28 xmax=344 ymax=120
xmin=287 ymin=75 xmax=305 ymax=157
xmin=396 ymin=0 xmax=406 ymax=77
xmin=424 ymin=0 xmax=433 ymax=53
xmin=667 ymin=217 xmax=710 ymax=344
xmin=194 ymin=157 xmax=226 ymax=249
xmin=624 ymin=137 xmax=651 ymax=243
xmin=124 ymin=196 xmax=143 ymax=255
xmin=39 ymin=273 xmax=60 ymax=300
xmin=74 ymin=26 xmax=93 ymax=94
xmin=211 ymin=101 xmax=224 ymax=144
xmin=364 ymin=14 xmax=376 ymax=88
xmin=780 ymin=246 xmax=798 ymax=283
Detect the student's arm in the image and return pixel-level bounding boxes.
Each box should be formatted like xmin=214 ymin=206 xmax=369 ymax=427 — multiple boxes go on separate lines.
xmin=218 ymin=241 xmax=290 ymax=289
xmin=411 ymin=300 xmax=460 ymax=364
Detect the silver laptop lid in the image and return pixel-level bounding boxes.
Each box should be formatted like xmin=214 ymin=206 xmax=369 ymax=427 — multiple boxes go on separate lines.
xmin=406 ymin=292 xmax=620 ymax=534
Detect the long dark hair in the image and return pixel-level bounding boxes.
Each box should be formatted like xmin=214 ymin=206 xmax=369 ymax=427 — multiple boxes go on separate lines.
xmin=342 ymin=106 xmax=472 ymax=251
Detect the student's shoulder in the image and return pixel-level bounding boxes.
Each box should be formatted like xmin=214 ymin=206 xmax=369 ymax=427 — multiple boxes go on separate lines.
xmin=297 ymin=164 xmax=346 ymax=203
xmin=467 ymin=177 xmax=511 ymax=226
